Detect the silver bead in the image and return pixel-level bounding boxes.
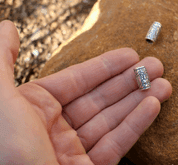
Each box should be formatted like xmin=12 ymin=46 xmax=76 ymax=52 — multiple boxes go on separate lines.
xmin=145 ymin=21 xmax=162 ymax=43
xmin=134 ymin=66 xmax=151 ymax=90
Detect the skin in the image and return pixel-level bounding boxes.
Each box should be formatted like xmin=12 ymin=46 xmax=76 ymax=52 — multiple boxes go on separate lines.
xmin=0 ymin=20 xmax=172 ymax=165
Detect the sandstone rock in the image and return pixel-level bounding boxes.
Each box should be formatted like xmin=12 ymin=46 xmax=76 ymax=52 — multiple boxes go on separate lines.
xmin=39 ymin=0 xmax=178 ymax=164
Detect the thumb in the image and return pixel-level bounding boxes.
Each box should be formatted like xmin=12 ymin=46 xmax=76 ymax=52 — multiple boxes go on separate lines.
xmin=0 ymin=20 xmax=20 ymax=99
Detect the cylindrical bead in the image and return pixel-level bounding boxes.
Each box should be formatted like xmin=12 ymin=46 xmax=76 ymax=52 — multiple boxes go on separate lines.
xmin=134 ymin=66 xmax=151 ymax=90
xmin=145 ymin=21 xmax=162 ymax=43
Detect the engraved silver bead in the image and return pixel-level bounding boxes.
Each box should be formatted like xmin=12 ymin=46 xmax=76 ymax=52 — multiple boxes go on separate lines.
xmin=145 ymin=21 xmax=162 ymax=43
xmin=134 ymin=66 xmax=151 ymax=90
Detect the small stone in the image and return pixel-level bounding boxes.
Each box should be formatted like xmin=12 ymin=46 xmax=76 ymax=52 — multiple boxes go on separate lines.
xmin=44 ymin=36 xmax=51 ymax=44
xmin=50 ymin=22 xmax=58 ymax=31
xmin=41 ymin=7 xmax=48 ymax=15
xmin=32 ymin=49 xmax=40 ymax=57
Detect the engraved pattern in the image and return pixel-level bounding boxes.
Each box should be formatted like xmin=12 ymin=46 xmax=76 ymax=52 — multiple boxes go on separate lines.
xmin=134 ymin=66 xmax=151 ymax=90
xmin=146 ymin=21 xmax=162 ymax=42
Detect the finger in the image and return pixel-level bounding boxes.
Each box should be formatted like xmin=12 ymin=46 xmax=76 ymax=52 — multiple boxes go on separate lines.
xmin=31 ymin=48 xmax=139 ymax=105
xmin=77 ymin=78 xmax=172 ymax=151
xmin=87 ymin=96 xmax=161 ymax=165
xmin=62 ymin=57 xmax=164 ymax=129
xmin=0 ymin=20 xmax=20 ymax=99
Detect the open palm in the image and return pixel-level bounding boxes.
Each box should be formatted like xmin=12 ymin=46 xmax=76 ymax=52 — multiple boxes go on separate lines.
xmin=0 ymin=21 xmax=172 ymax=165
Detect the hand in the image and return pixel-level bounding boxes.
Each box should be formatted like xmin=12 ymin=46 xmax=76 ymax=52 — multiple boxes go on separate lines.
xmin=0 ymin=20 xmax=172 ymax=165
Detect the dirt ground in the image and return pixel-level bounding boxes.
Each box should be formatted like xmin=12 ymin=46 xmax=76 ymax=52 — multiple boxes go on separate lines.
xmin=0 ymin=0 xmax=97 ymax=87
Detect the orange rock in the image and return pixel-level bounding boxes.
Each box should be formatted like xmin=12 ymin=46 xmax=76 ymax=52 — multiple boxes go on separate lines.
xmin=39 ymin=0 xmax=178 ymax=164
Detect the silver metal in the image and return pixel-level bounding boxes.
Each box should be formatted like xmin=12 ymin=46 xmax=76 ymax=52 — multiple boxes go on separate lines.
xmin=134 ymin=66 xmax=151 ymax=90
xmin=145 ymin=21 xmax=162 ymax=43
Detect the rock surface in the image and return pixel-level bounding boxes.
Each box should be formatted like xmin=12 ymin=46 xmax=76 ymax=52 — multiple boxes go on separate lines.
xmin=39 ymin=0 xmax=178 ymax=164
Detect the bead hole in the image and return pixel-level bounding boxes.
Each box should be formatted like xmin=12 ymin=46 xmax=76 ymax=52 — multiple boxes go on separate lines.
xmin=146 ymin=39 xmax=153 ymax=44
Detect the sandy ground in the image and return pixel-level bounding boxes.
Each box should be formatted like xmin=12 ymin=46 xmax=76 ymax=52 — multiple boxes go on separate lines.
xmin=0 ymin=0 xmax=97 ymax=87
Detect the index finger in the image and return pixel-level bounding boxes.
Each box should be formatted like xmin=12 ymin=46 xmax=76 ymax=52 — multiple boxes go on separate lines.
xmin=31 ymin=48 xmax=139 ymax=106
